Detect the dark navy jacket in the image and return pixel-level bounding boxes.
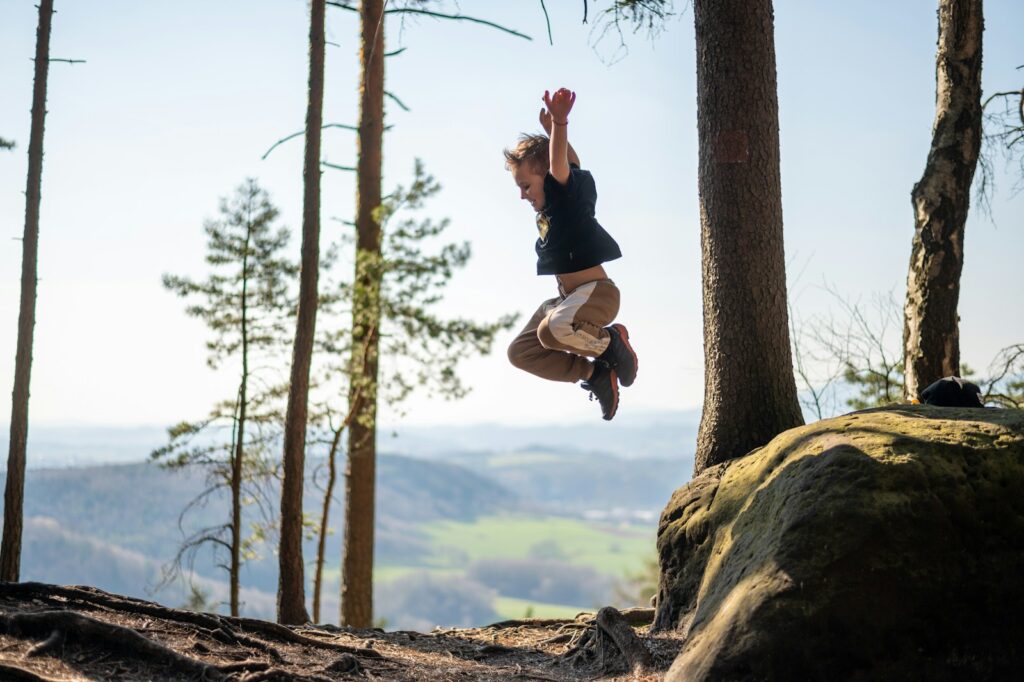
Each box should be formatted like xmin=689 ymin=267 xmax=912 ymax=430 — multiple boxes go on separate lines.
xmin=534 ymin=166 xmax=622 ymax=276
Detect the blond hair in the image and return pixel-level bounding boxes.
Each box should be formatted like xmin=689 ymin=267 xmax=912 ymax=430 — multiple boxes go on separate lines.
xmin=503 ymin=133 xmax=549 ymax=174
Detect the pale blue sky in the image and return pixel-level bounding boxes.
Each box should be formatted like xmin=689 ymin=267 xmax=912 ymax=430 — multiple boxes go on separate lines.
xmin=1 ymin=1 xmax=1022 ymax=430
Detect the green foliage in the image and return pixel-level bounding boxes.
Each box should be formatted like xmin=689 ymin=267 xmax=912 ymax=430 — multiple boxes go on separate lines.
xmin=161 ymin=179 xmax=297 ymax=369
xmin=330 ymin=160 xmax=518 ymax=414
xmin=153 ymin=179 xmax=298 ymax=600
xmin=842 ymin=361 xmax=905 ymax=411
xmin=0 ymin=137 xmax=14 ymax=151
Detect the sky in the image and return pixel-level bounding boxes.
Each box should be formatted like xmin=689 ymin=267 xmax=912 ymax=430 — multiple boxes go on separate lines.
xmin=1 ymin=0 xmax=1022 ymax=432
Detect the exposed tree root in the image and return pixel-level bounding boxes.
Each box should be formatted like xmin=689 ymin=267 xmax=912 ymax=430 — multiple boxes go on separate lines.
xmin=0 ymin=582 xmax=381 ymax=662
xmin=218 ymin=660 xmax=271 ymax=673
xmin=0 ymin=661 xmax=62 ymax=682
xmin=324 ymin=652 xmax=362 ymax=674
xmin=482 ymin=615 xmax=588 ymax=630
xmin=238 ymin=668 xmax=334 ymax=682
xmin=559 ymin=605 xmax=653 ymax=676
xmin=596 ymin=606 xmax=653 ymax=672
xmin=0 ymin=582 xmax=226 ymax=631
xmin=24 ymin=629 xmax=63 ymax=658
xmin=0 ymin=609 xmax=223 ymax=680
xmin=226 ymin=616 xmax=383 ymax=658
xmin=615 ymin=607 xmax=656 ymax=626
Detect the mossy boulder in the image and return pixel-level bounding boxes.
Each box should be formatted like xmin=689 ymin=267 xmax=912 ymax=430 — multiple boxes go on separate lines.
xmin=655 ymin=406 xmax=1024 ymax=681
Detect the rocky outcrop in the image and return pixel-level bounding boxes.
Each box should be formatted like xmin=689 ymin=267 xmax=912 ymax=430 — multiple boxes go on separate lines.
xmin=655 ymin=406 xmax=1024 ymax=681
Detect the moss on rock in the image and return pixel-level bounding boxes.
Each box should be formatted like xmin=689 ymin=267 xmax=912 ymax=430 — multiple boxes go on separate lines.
xmin=655 ymin=406 xmax=1024 ymax=681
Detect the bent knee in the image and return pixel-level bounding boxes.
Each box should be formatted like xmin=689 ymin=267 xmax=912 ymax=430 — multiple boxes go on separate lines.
xmin=537 ymin=316 xmax=569 ymax=350
xmin=507 ymin=340 xmax=531 ymax=369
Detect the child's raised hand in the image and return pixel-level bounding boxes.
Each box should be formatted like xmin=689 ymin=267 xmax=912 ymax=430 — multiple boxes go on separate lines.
xmin=539 ymin=107 xmax=553 ymax=134
xmin=542 ymin=88 xmax=576 ymax=124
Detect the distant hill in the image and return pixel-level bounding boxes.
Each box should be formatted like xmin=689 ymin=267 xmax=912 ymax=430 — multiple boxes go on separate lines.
xmin=383 ymin=409 xmax=700 ymax=461
xmin=438 ymin=448 xmax=687 ymax=520
xmin=3 ymin=442 xmax=684 ymax=625
xmin=18 ymin=454 xmax=520 ymax=564
xmin=5 ymin=409 xmax=700 ymax=468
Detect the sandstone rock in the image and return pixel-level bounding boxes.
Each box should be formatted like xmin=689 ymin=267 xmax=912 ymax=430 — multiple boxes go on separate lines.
xmin=655 ymin=406 xmax=1024 ymax=681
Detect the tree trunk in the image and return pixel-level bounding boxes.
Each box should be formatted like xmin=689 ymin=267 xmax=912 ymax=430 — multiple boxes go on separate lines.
xmin=230 ymin=229 xmax=250 ymax=618
xmin=277 ymin=0 xmax=325 ymax=626
xmin=903 ymin=0 xmax=983 ymax=400
xmin=691 ymin=0 xmax=803 ymax=476
xmin=341 ymin=0 xmax=385 ymax=629
xmin=312 ymin=424 xmax=343 ymax=623
xmin=2 ymin=0 xmax=54 ymax=582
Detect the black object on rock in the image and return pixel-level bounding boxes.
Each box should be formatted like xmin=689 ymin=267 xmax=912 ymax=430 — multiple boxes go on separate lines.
xmin=919 ymin=376 xmax=984 ymax=407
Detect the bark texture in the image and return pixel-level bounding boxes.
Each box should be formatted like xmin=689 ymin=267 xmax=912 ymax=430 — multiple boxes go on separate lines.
xmin=2 ymin=0 xmax=54 ymax=582
xmin=903 ymin=0 xmax=983 ymax=400
xmin=277 ymin=0 xmax=326 ymax=625
xmin=692 ymin=0 xmax=803 ymax=475
xmin=341 ymin=0 xmax=385 ymax=629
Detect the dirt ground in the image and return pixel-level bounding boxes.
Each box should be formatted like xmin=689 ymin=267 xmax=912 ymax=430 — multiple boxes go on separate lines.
xmin=0 ymin=583 xmax=683 ymax=681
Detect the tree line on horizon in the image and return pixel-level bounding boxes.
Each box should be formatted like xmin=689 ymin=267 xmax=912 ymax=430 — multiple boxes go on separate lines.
xmin=2 ymin=0 xmax=1023 ymax=630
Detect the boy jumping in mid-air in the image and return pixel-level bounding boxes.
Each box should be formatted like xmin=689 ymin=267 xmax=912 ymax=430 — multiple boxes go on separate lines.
xmin=504 ymin=87 xmax=637 ymax=420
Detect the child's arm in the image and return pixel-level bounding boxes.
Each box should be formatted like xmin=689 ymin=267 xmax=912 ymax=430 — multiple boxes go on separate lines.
xmin=542 ymin=88 xmax=576 ymax=185
xmin=540 ymin=108 xmax=581 ymax=168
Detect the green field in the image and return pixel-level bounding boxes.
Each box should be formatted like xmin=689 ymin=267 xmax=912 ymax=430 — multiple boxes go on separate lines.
xmin=420 ymin=514 xmax=655 ymax=576
xmin=492 ymin=596 xmax=586 ymax=620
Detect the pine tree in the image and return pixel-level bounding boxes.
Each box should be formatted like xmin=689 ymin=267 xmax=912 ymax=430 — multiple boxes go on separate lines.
xmin=155 ymin=179 xmax=298 ymax=616
xmin=310 ymin=163 xmax=515 ymax=623
xmin=690 ymin=0 xmax=803 ymax=473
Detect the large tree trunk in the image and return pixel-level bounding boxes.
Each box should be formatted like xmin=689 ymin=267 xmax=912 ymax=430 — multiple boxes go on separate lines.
xmin=277 ymin=0 xmax=325 ymax=626
xmin=341 ymin=0 xmax=385 ymax=629
xmin=691 ymin=0 xmax=803 ymax=476
xmin=2 ymin=0 xmax=54 ymax=582
xmin=902 ymin=0 xmax=983 ymax=400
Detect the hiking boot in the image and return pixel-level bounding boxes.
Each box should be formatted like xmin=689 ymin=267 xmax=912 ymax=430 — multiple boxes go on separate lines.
xmin=597 ymin=324 xmax=638 ymax=387
xmin=581 ymin=362 xmax=619 ymax=421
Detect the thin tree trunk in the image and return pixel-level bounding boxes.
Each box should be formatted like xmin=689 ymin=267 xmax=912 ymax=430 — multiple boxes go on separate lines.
xmin=341 ymin=0 xmax=385 ymax=629
xmin=903 ymin=0 xmax=983 ymax=400
xmin=2 ymin=0 xmax=54 ymax=582
xmin=312 ymin=424 xmax=343 ymax=624
xmin=277 ymin=0 xmax=326 ymax=626
xmin=691 ymin=0 xmax=803 ymax=476
xmin=230 ymin=219 xmax=252 ymax=618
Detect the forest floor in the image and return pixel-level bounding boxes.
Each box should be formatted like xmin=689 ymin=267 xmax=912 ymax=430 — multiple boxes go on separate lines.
xmin=0 ymin=583 xmax=683 ymax=681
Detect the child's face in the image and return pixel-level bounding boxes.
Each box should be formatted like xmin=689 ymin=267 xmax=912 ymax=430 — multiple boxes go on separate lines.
xmin=511 ymin=163 xmax=546 ymax=213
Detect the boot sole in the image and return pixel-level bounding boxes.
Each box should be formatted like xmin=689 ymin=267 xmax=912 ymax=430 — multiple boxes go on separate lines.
xmin=605 ymin=368 xmax=620 ymax=421
xmin=610 ymin=324 xmax=638 ymax=387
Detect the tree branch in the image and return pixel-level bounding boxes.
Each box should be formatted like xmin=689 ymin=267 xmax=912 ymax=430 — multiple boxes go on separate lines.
xmin=539 ymin=0 xmax=553 ymax=44
xmin=326 ymin=2 xmax=532 ymax=40
xmin=321 ymin=161 xmax=357 ymax=172
xmin=261 ymin=123 xmax=358 ymax=160
xmin=384 ymin=90 xmax=410 ymax=112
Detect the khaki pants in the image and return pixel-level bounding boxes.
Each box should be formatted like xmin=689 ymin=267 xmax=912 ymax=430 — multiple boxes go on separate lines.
xmin=507 ymin=279 xmax=620 ymax=383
